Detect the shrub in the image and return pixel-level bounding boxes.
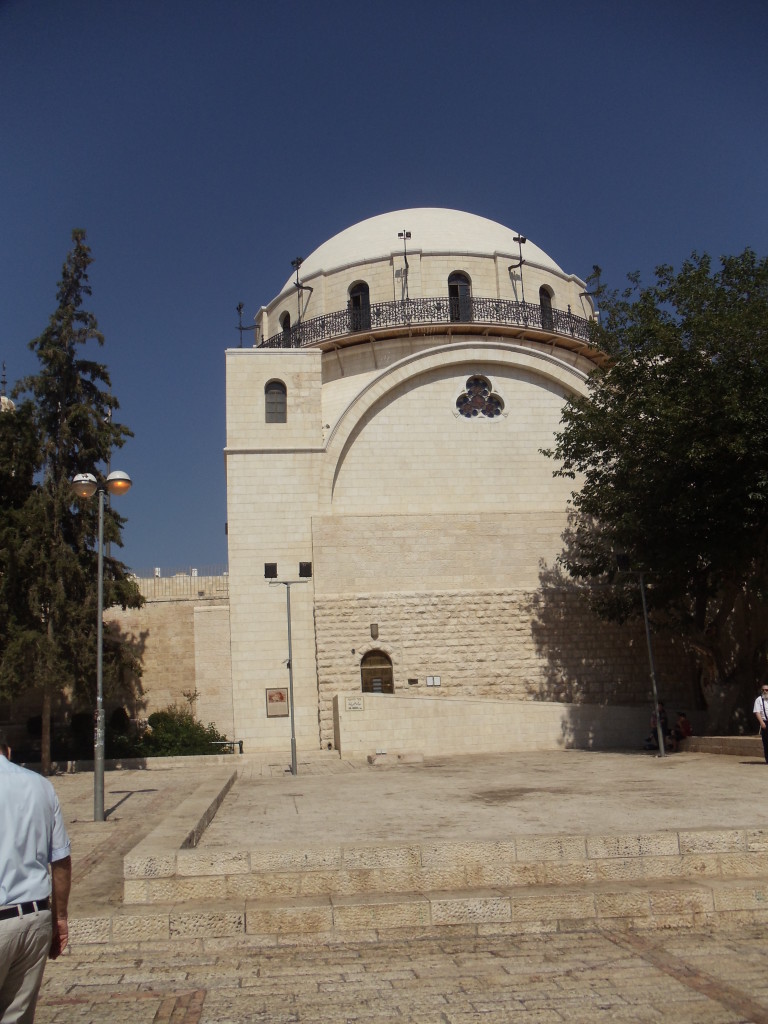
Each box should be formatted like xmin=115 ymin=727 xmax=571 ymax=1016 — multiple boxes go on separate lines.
xmin=139 ymin=705 xmax=227 ymax=756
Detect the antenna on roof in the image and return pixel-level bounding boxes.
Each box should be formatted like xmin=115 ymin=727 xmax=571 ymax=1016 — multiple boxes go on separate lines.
xmin=290 ymin=256 xmax=314 ymax=326
xmin=508 ymin=235 xmax=527 ymax=305
xmin=291 ymin=257 xmax=304 ymax=288
xmin=1 ymin=362 xmax=6 ymax=397
xmin=580 ymin=265 xmax=603 ymax=321
xmin=580 ymin=265 xmax=603 ymax=298
xmin=398 ymin=231 xmax=411 ymax=301
xmin=235 ymin=303 xmax=260 ymax=348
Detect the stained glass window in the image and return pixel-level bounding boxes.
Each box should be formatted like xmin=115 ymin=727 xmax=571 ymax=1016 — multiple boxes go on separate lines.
xmin=456 ymin=375 xmax=504 ymax=418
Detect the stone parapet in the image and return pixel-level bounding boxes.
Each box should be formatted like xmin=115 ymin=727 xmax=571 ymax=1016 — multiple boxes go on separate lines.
xmin=332 ymin=693 xmax=650 ymax=758
xmin=679 ymin=736 xmax=763 ymax=757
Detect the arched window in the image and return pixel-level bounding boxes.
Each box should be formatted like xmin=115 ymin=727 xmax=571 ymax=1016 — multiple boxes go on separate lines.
xmin=348 ymin=281 xmax=371 ymax=332
xmin=448 ymin=272 xmax=472 ymax=323
xmin=360 ymin=650 xmax=394 ymax=694
xmin=539 ymin=287 xmax=554 ymax=331
xmin=280 ymin=312 xmax=291 ymax=344
xmin=265 ymin=379 xmax=287 ymax=423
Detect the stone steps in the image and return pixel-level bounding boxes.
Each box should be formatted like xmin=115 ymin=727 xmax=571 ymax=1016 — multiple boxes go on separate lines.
xmin=71 ymin=872 xmax=768 ymax=950
xmin=64 ymin=768 xmax=768 ymax=950
xmin=83 ymin=824 xmax=768 ymax=949
xmin=124 ymin=826 xmax=768 ymax=904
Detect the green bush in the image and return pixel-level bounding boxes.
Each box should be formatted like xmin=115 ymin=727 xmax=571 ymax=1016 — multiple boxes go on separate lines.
xmin=139 ymin=705 xmax=228 ymax=756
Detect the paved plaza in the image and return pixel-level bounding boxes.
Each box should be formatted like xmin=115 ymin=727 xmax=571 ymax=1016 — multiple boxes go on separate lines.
xmin=204 ymin=748 xmax=768 ymax=844
xmin=36 ymin=925 xmax=768 ymax=1023
xmin=31 ymin=749 xmax=768 ymax=1022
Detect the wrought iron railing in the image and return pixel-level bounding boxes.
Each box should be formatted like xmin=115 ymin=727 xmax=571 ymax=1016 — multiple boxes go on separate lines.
xmin=260 ymin=296 xmax=594 ymax=350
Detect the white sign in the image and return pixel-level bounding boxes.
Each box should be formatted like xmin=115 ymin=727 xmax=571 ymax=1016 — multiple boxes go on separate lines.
xmin=345 ymin=696 xmax=364 ymax=711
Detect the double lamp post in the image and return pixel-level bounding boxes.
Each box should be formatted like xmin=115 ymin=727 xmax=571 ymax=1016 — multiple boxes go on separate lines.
xmin=71 ymin=470 xmax=132 ymax=822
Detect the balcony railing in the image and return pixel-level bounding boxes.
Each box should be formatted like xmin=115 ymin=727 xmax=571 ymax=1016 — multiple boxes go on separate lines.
xmin=260 ymin=295 xmax=594 ymax=350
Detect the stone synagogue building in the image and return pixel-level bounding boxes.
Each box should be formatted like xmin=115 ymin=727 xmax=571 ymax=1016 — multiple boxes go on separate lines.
xmin=112 ymin=208 xmax=692 ymax=758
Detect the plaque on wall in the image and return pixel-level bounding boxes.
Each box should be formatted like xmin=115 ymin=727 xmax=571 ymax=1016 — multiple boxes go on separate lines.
xmin=266 ymin=687 xmax=289 ymax=717
xmin=345 ymin=695 xmax=364 ymax=711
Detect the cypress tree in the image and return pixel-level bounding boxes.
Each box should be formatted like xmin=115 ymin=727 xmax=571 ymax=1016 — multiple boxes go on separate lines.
xmin=1 ymin=230 xmax=143 ymax=772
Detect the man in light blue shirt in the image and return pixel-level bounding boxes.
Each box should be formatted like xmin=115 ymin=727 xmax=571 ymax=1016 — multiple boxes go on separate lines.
xmin=0 ymin=731 xmax=71 ymax=1023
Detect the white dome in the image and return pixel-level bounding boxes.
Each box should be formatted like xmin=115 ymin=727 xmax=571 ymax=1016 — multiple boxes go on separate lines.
xmin=280 ymin=208 xmax=564 ymax=294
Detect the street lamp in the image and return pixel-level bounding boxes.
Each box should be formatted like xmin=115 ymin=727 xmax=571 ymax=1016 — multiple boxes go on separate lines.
xmin=71 ymin=470 xmax=132 ymax=820
xmin=616 ymin=553 xmax=665 ymax=756
xmin=268 ymin=569 xmax=309 ymax=774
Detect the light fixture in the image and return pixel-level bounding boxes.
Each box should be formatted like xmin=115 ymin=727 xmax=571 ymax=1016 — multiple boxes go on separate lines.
xmin=72 ymin=473 xmax=97 ymax=498
xmin=70 ymin=469 xmax=133 ymax=821
xmin=106 ymin=470 xmax=132 ymax=496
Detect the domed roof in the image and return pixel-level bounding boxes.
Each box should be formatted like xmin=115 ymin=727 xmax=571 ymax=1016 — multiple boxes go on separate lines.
xmin=280 ymin=208 xmax=564 ymax=294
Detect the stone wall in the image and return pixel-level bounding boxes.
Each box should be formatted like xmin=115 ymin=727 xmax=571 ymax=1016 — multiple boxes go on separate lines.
xmin=315 ymin=588 xmax=691 ymax=749
xmin=105 ymin=583 xmax=232 ymax=731
xmin=332 ymin=692 xmax=653 ymax=757
xmin=194 ymin=605 xmax=235 ymax=736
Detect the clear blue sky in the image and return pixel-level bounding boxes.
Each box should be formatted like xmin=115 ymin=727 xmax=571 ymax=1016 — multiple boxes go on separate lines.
xmin=2 ymin=0 xmax=766 ymax=574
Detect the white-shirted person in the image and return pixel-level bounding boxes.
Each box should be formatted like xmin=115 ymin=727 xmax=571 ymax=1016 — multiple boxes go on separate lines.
xmin=754 ymin=686 xmax=768 ymax=764
xmin=0 ymin=731 xmax=71 ymax=1023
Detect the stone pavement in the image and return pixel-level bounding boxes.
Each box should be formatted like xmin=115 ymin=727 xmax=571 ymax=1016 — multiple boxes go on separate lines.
xmin=36 ymin=926 xmax=768 ymax=1023
xmin=47 ymin=764 xmax=223 ymax=918
xmin=28 ymin=748 xmax=768 ymax=1020
xmin=204 ymin=748 xmax=768 ymax=843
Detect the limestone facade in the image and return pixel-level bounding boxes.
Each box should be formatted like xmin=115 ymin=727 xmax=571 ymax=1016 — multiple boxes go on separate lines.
xmin=221 ymin=209 xmax=694 ymax=756
xmin=105 ymin=576 xmax=232 ymax=732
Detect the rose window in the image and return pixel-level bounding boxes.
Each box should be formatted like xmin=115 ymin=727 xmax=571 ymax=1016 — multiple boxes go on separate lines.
xmin=456 ymin=375 xmax=504 ymax=418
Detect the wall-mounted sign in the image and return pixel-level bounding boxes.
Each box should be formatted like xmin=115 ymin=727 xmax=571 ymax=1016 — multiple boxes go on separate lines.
xmin=426 ymin=676 xmax=442 ymax=687
xmin=266 ymin=687 xmax=289 ymax=717
xmin=345 ymin=695 xmax=364 ymax=711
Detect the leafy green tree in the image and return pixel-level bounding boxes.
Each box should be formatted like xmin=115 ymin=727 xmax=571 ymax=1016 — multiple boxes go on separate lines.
xmin=0 ymin=399 xmax=41 ymax=710
xmin=1 ymin=230 xmax=143 ymax=771
xmin=545 ymin=249 xmax=768 ymax=731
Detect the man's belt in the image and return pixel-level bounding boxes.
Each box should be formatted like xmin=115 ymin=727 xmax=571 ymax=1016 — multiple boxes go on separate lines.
xmin=0 ymin=897 xmax=51 ymax=920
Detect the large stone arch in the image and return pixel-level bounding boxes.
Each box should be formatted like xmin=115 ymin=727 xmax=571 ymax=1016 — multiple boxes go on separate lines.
xmin=322 ymin=340 xmax=589 ymax=502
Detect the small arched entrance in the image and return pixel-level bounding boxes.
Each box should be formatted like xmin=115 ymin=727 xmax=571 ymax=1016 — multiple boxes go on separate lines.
xmin=360 ymin=651 xmax=394 ymax=694
xmin=348 ymin=281 xmax=371 ymax=332
xmin=448 ymin=271 xmax=472 ymax=323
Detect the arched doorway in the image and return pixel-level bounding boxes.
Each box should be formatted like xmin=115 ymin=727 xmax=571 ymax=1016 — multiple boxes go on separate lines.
xmin=539 ymin=286 xmax=554 ymax=331
xmin=448 ymin=271 xmax=472 ymax=323
xmin=360 ymin=651 xmax=394 ymax=694
xmin=348 ymin=281 xmax=371 ymax=332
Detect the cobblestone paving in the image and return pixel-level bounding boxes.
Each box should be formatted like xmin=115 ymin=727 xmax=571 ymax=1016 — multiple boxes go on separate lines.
xmin=37 ymin=928 xmax=768 ymax=1023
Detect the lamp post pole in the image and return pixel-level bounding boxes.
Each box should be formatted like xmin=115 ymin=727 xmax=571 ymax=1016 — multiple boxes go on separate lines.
xmin=616 ymin=554 xmax=664 ymax=756
xmin=285 ymin=582 xmax=297 ymax=776
xmin=94 ymin=486 xmax=106 ymax=821
xmin=270 ymin=578 xmax=308 ymax=776
xmin=71 ymin=470 xmax=132 ymax=820
xmin=638 ymin=570 xmax=665 ymax=756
